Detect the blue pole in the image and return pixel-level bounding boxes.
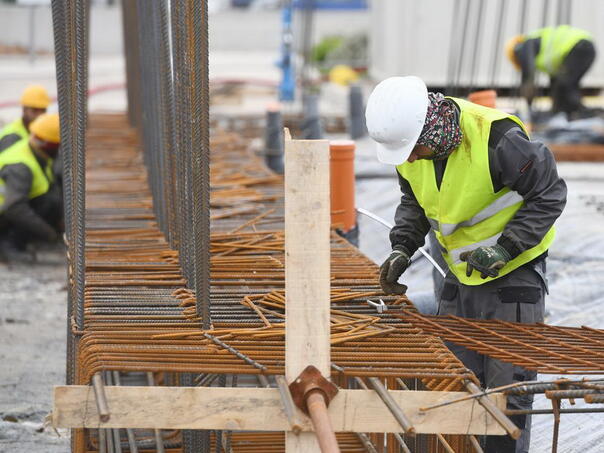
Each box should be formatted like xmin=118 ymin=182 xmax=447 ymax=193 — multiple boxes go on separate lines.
xmin=278 ymin=3 xmax=295 ymax=102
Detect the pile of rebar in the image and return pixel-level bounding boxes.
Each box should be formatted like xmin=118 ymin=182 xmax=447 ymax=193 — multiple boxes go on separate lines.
xmin=72 ymin=114 xmax=479 ymax=453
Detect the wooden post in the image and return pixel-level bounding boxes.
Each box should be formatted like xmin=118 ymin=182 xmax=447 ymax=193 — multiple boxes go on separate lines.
xmin=284 ymin=130 xmax=331 ymax=452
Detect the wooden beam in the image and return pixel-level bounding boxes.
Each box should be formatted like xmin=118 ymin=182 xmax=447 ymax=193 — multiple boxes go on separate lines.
xmin=284 ymin=133 xmax=331 ymax=451
xmin=53 ymin=386 xmax=506 ymax=436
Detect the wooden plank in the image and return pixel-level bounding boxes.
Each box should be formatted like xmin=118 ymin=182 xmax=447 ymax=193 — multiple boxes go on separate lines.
xmin=549 ymin=143 xmax=604 ymax=162
xmin=53 ymin=386 xmax=506 ymax=436
xmin=284 ymin=134 xmax=331 ymax=451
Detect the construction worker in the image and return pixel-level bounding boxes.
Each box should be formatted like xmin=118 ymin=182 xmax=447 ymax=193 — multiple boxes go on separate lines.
xmin=0 ymin=85 xmax=51 ymax=150
xmin=506 ymin=25 xmax=596 ymax=118
xmin=0 ymin=113 xmax=62 ymax=263
xmin=366 ymin=76 xmax=567 ymax=453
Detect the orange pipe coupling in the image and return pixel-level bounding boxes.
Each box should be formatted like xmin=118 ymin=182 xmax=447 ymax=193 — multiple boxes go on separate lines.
xmin=329 ymin=140 xmax=356 ymax=232
xmin=468 ymin=89 xmax=497 ymax=108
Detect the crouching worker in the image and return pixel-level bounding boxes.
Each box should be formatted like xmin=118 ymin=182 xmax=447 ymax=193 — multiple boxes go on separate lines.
xmin=0 ymin=113 xmax=62 ymax=263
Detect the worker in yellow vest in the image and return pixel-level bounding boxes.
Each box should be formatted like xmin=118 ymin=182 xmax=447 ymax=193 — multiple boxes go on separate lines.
xmin=0 ymin=85 xmax=51 ymax=150
xmin=366 ymin=77 xmax=567 ymax=453
xmin=506 ymin=25 xmax=595 ymax=117
xmin=0 ymin=113 xmax=62 ymax=263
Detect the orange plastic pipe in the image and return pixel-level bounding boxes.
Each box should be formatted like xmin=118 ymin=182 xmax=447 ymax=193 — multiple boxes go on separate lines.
xmin=306 ymin=390 xmax=341 ymax=453
xmin=468 ymin=89 xmax=497 ymax=108
xmin=329 ymin=140 xmax=356 ymax=232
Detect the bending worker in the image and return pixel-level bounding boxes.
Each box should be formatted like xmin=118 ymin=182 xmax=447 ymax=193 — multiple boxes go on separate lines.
xmin=506 ymin=25 xmax=595 ymax=117
xmin=0 ymin=113 xmax=62 ymax=262
xmin=366 ymin=76 xmax=566 ymax=453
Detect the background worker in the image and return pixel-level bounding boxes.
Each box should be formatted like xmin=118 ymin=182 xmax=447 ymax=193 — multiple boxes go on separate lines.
xmin=506 ymin=25 xmax=596 ymax=118
xmin=366 ymin=76 xmax=567 ymax=453
xmin=0 ymin=113 xmax=62 ymax=263
xmin=0 ymin=85 xmax=51 ymax=150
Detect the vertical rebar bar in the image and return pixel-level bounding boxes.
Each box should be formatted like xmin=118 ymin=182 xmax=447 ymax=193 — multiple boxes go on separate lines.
xmin=158 ymin=0 xmax=178 ymax=247
xmin=121 ymin=0 xmax=141 ymax=127
xmin=73 ymin=0 xmax=89 ymax=332
xmin=189 ymin=0 xmax=211 ymax=328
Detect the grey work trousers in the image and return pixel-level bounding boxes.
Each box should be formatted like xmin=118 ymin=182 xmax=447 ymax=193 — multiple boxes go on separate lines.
xmin=437 ymin=259 xmax=547 ymax=453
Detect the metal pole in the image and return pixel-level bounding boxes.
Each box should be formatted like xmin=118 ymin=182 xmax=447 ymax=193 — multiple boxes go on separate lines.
xmin=299 ymin=0 xmax=315 ymax=100
xmin=542 ymin=0 xmax=551 ymax=27
xmin=468 ymin=0 xmax=486 ymax=92
xmin=367 ymin=377 xmax=415 ymax=434
xmin=465 ymin=380 xmax=521 ymax=440
xmin=489 ymin=0 xmax=508 ymax=87
xmin=446 ymin=0 xmax=461 ymax=94
xmin=28 ymin=6 xmax=36 ymax=64
xmin=146 ymin=373 xmax=166 ymax=453
xmin=113 ymin=371 xmax=138 ymax=453
xmin=556 ymin=0 xmax=563 ymax=24
xmin=92 ymin=373 xmax=110 ymax=423
xmin=520 ymin=0 xmax=529 ymax=33
xmin=454 ymin=0 xmax=473 ymax=95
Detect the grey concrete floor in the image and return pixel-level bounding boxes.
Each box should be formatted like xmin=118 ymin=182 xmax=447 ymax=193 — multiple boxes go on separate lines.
xmin=0 ymin=249 xmax=70 ymax=453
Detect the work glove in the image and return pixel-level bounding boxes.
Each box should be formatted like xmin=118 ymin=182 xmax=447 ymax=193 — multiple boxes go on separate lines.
xmin=379 ymin=246 xmax=410 ymax=295
xmin=459 ymin=244 xmax=511 ymax=279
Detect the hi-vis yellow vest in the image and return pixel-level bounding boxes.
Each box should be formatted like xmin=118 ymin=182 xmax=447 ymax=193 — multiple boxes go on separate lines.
xmin=0 ymin=139 xmax=53 ymax=211
xmin=397 ymin=98 xmax=555 ymax=285
xmin=0 ymin=118 xmax=28 ymax=143
xmin=528 ymin=26 xmax=592 ymax=75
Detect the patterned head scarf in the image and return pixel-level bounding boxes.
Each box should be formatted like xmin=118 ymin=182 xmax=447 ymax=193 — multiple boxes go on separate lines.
xmin=416 ymin=92 xmax=463 ymax=160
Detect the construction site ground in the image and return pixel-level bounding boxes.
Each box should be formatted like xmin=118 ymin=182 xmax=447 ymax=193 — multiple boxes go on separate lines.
xmin=2 ymin=54 xmax=604 ymax=452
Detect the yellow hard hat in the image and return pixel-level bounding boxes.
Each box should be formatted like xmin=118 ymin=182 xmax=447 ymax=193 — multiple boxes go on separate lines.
xmin=21 ymin=85 xmax=51 ymax=109
xmin=505 ymin=35 xmax=525 ymax=70
xmin=329 ymin=65 xmax=359 ymax=86
xmin=30 ymin=113 xmax=60 ymax=144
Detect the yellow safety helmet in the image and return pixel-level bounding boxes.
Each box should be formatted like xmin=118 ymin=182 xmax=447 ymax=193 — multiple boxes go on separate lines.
xmin=20 ymin=85 xmax=51 ymax=109
xmin=329 ymin=65 xmax=359 ymax=86
xmin=505 ymin=35 xmax=525 ymax=70
xmin=30 ymin=113 xmax=60 ymax=144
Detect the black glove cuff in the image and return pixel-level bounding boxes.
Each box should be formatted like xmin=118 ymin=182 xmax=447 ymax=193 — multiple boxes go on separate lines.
xmin=392 ymin=244 xmax=411 ymax=257
xmin=497 ymin=235 xmax=522 ymax=260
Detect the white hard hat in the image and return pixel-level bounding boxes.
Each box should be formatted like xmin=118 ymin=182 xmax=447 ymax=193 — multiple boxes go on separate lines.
xmin=365 ymin=76 xmax=429 ymax=165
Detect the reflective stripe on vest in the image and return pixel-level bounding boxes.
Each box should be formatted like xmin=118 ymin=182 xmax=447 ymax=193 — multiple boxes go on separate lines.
xmin=397 ymin=97 xmax=555 ymax=285
xmin=431 ymin=190 xmax=524 ymax=237
xmin=0 ymin=140 xmax=53 ymax=211
xmin=0 ymin=118 xmax=28 ymax=143
xmin=528 ymin=26 xmax=592 ymax=75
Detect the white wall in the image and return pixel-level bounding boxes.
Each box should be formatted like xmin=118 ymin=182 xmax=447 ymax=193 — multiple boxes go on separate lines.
xmin=0 ymin=5 xmax=124 ymax=54
xmin=370 ymin=0 xmax=604 ymax=88
xmin=0 ymin=5 xmax=369 ymax=55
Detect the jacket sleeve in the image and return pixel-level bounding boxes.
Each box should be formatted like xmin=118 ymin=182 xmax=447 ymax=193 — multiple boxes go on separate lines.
xmin=491 ymin=128 xmax=567 ymax=258
xmin=0 ymin=133 xmax=22 ymax=152
xmin=0 ymin=163 xmax=58 ymax=241
xmin=389 ymin=172 xmax=431 ymax=254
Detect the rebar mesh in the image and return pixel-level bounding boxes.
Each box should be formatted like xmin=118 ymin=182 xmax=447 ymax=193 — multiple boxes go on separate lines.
xmin=397 ymin=310 xmax=604 ymax=374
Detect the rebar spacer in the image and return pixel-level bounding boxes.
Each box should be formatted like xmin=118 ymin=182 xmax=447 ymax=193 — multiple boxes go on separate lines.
xmin=289 ymin=365 xmax=339 ymax=416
